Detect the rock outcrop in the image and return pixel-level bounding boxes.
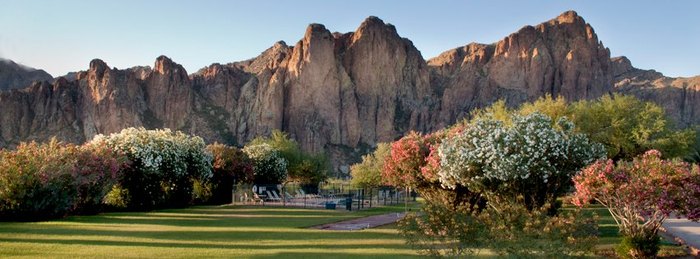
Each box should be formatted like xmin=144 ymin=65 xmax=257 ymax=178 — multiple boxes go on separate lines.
xmin=429 ymin=11 xmax=612 ymax=127
xmin=0 ymin=11 xmax=697 ymax=174
xmin=0 ymin=59 xmax=53 ymax=91
xmin=612 ymin=56 xmax=700 ymax=127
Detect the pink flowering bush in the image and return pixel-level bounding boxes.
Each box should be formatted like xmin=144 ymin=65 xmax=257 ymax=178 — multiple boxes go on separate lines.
xmin=382 ymin=131 xmax=431 ymax=188
xmin=572 ymin=150 xmax=700 ymax=258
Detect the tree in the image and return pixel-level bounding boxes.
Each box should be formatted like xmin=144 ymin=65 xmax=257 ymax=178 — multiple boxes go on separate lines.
xmin=350 ymin=143 xmax=390 ymax=189
xmin=572 ymin=150 xmax=700 ymax=258
xmin=570 ymin=94 xmax=695 ymax=160
xmin=242 ymin=143 xmax=287 ymax=185
xmin=249 ymin=130 xmax=328 ymax=189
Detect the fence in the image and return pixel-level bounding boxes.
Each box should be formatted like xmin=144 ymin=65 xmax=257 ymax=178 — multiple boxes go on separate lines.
xmin=232 ymin=182 xmax=413 ymax=211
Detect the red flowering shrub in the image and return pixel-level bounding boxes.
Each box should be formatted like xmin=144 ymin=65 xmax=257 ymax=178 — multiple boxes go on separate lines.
xmin=572 ymin=150 xmax=700 ymax=258
xmin=382 ymin=132 xmax=430 ymax=187
xmin=71 ymin=143 xmax=130 ymax=214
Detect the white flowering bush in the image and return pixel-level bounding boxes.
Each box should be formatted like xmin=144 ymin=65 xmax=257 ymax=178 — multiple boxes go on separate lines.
xmin=91 ymin=127 xmax=212 ymax=209
xmin=438 ymin=112 xmax=605 ymax=210
xmin=243 ymin=143 xmax=288 ymax=184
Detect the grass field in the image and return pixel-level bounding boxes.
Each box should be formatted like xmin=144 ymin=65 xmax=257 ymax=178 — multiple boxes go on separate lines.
xmin=0 ymin=205 xmax=420 ymax=258
xmin=0 ymin=203 xmax=690 ymax=258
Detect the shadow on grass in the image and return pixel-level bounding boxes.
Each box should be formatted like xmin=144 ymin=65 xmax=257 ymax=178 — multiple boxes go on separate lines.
xmin=0 ymin=237 xmax=410 ymax=251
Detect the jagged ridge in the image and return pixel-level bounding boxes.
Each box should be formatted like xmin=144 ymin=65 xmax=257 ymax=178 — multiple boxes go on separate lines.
xmin=0 ymin=11 xmax=697 ymax=174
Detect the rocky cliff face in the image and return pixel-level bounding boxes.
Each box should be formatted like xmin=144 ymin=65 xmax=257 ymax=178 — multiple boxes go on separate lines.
xmin=429 ymin=11 xmax=612 ymax=127
xmin=612 ymin=56 xmax=700 ymax=127
xmin=0 ymin=59 xmax=53 ymax=91
xmin=0 ymin=11 xmax=697 ymax=174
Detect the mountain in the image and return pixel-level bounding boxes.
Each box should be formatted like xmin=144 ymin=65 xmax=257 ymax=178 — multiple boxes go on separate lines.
xmin=0 ymin=11 xmax=697 ymax=175
xmin=0 ymin=59 xmax=53 ymax=91
xmin=611 ymin=56 xmax=700 ymax=127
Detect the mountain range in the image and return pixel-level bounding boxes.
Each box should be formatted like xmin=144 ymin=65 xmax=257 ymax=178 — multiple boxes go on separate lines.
xmin=0 ymin=11 xmax=697 ymax=175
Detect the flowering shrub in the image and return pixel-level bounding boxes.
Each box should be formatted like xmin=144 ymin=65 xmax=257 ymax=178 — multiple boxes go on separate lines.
xmin=203 ymin=143 xmax=254 ymax=204
xmin=70 ymin=143 xmax=130 ymax=214
xmin=383 ymin=132 xmax=431 ymax=187
xmin=0 ymin=139 xmax=127 ymax=221
xmin=438 ymin=113 xmax=605 ymax=210
xmin=243 ymin=143 xmax=287 ymax=184
xmin=572 ymin=150 xmax=700 ymax=258
xmin=92 ymin=127 xmax=212 ymax=210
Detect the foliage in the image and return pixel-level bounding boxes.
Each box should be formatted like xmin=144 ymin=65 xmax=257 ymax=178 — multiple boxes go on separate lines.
xmin=72 ymin=143 xmax=131 ymax=214
xmin=572 ymin=150 xmax=700 ymax=258
xmin=204 ymin=143 xmax=254 ymax=204
xmin=0 ymin=139 xmax=127 ymax=221
xmin=570 ymin=94 xmax=695 ymax=160
xmin=470 ymin=94 xmax=697 ymax=161
xmin=616 ymin=235 xmax=660 ymax=259
xmin=249 ymin=130 xmax=328 ymax=186
xmin=438 ymin=112 xmax=605 ymax=210
xmin=91 ymin=127 xmax=212 ymax=210
xmin=382 ymin=132 xmax=431 ymax=188
xmin=243 ymin=143 xmax=288 ymax=185
xmin=400 ymin=198 xmax=598 ymax=257
xmin=350 ymin=143 xmax=390 ymax=189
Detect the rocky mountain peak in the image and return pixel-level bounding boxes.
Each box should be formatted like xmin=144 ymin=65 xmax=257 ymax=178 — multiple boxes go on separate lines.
xmin=0 ymin=59 xmax=53 ymax=91
xmin=554 ymin=10 xmax=584 ymax=24
xmin=611 ymin=56 xmax=635 ymax=77
xmin=1 ymin=11 xmax=698 ymax=176
xmin=154 ymin=55 xmax=185 ymax=75
xmin=88 ymin=58 xmax=110 ymax=80
xmin=354 ymin=16 xmax=398 ymax=39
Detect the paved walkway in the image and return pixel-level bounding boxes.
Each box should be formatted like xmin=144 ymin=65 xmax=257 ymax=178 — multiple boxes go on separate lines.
xmin=662 ymin=218 xmax=700 ymax=256
xmin=310 ymin=212 xmax=406 ymax=230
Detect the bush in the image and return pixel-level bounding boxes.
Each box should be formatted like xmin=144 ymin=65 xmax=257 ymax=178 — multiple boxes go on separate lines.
xmin=243 ymin=143 xmax=287 ymax=185
xmin=0 ymin=139 xmax=127 ymax=221
xmin=203 ymin=143 xmax=254 ymax=204
xmin=400 ymin=197 xmax=598 ymax=257
xmin=249 ymin=130 xmax=328 ymax=188
xmin=572 ymin=150 xmax=700 ymax=258
xmin=92 ymin=127 xmax=212 ymax=210
xmin=616 ymin=235 xmax=660 ymax=259
xmin=438 ymin=112 xmax=605 ymax=211
xmin=70 ymin=142 xmax=130 ymax=214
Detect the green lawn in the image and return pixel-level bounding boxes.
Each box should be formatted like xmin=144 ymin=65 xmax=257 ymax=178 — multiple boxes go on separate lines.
xmin=0 ymin=203 xmax=691 ymax=258
xmin=0 ymin=205 xmax=420 ymax=258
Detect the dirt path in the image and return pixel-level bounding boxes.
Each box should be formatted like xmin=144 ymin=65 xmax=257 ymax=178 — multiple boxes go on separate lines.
xmin=311 ymin=212 xmax=406 ymax=230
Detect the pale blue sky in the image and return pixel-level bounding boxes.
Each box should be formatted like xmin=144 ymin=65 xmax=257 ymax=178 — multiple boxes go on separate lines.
xmin=1 ymin=0 xmax=698 ymax=77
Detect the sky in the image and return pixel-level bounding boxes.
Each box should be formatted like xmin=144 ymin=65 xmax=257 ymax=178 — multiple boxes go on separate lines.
xmin=0 ymin=0 xmax=698 ymax=77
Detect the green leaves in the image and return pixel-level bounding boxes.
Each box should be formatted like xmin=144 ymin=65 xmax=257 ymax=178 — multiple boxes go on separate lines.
xmin=350 ymin=143 xmax=390 ymax=189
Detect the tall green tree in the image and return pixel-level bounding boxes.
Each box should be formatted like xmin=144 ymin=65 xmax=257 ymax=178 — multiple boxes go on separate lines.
xmin=250 ymin=130 xmax=328 ymax=187
xmin=350 ymin=143 xmax=391 ymax=189
xmin=570 ymin=94 xmax=695 ymax=160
